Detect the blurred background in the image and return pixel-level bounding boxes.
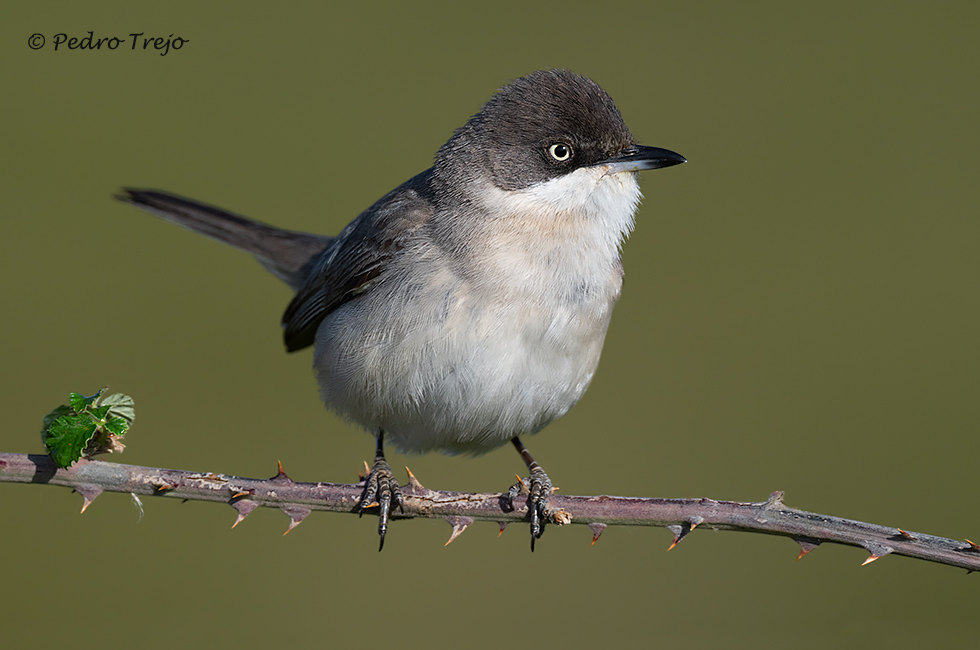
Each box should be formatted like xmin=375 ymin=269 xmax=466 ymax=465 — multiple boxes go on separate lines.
xmin=2 ymin=1 xmax=977 ymax=647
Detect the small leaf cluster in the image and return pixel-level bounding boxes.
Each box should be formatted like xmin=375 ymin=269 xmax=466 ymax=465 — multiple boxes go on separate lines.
xmin=41 ymin=388 xmax=135 ymax=469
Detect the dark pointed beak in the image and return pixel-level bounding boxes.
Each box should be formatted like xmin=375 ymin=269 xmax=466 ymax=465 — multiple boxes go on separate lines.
xmin=595 ymin=145 xmax=687 ymax=172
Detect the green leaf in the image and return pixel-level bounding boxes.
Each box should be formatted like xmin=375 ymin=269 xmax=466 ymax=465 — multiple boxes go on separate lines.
xmin=41 ymin=404 xmax=73 ymax=444
xmin=103 ymin=416 xmax=128 ymax=436
xmin=101 ymin=393 xmax=135 ymax=428
xmin=89 ymin=404 xmax=112 ymax=422
xmin=45 ymin=414 xmax=99 ymax=468
xmin=41 ymin=388 xmax=136 ymax=467
xmin=69 ymin=389 xmax=103 ymax=415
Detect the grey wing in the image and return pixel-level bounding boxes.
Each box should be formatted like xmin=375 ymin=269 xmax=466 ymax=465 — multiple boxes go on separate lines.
xmin=281 ymin=170 xmax=436 ymax=352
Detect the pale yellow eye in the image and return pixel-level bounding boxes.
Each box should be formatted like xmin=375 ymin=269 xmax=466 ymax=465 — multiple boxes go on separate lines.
xmin=548 ymin=143 xmax=573 ymax=162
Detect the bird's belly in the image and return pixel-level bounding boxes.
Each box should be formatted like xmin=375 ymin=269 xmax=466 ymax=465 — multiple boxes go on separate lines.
xmin=313 ymin=272 xmax=616 ymax=455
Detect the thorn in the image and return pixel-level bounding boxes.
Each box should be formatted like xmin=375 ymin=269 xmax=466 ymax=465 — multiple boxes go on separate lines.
xmin=497 ymin=522 xmax=508 ymax=537
xmin=793 ymin=537 xmax=821 ymax=561
xmin=405 ymin=466 xmax=425 ymax=492
xmin=796 ymin=548 xmax=809 ymax=561
xmin=861 ymin=542 xmax=893 ymax=565
xmin=362 ymin=460 xmax=371 ymax=478
xmin=551 ymin=486 xmax=559 ymax=493
xmin=588 ymin=522 xmax=607 ymax=547
xmin=666 ymin=524 xmax=689 ymax=552
xmin=965 ymin=539 xmax=980 ymax=551
xmin=282 ymin=507 xmax=311 ymax=536
xmin=443 ymin=516 xmax=475 ymax=546
xmin=75 ymin=484 xmax=103 ymax=514
xmin=230 ymin=499 xmax=258 ymax=528
xmin=154 ymin=483 xmax=175 ymax=492
xmin=271 ymin=461 xmax=292 ymax=484
xmin=897 ymin=528 xmax=916 ymax=540
xmin=231 ymin=491 xmax=250 ymax=499
xmin=795 ymin=544 xmax=819 ymax=561
xmin=687 ymin=516 xmax=704 ymax=531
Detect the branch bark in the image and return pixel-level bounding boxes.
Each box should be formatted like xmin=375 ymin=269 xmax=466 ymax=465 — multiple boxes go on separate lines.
xmin=2 ymin=452 xmax=977 ymax=571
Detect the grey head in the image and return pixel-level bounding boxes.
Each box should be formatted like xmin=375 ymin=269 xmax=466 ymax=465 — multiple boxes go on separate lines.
xmin=432 ymin=69 xmax=685 ymax=197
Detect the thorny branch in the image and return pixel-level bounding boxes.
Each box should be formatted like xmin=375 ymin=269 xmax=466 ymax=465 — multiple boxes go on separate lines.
xmin=1 ymin=452 xmax=977 ymax=571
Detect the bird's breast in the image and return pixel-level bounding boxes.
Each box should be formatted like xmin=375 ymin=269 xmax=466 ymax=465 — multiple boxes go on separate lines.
xmin=314 ymin=169 xmax=642 ymax=454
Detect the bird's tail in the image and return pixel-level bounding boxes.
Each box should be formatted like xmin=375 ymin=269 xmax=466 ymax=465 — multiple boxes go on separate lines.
xmin=117 ymin=189 xmax=333 ymax=291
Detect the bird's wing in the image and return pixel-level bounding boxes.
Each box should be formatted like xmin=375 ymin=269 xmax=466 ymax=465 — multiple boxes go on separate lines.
xmin=280 ymin=170 xmax=436 ymax=352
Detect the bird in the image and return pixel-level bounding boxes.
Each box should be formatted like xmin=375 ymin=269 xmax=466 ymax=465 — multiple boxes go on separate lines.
xmin=118 ymin=69 xmax=685 ymax=550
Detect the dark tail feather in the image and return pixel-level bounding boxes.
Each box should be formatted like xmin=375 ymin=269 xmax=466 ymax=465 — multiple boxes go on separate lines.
xmin=117 ymin=189 xmax=333 ymax=290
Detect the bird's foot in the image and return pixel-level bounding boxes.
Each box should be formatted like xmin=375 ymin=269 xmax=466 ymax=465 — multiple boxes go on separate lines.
xmin=507 ymin=464 xmax=553 ymax=551
xmin=358 ymin=456 xmax=404 ymax=551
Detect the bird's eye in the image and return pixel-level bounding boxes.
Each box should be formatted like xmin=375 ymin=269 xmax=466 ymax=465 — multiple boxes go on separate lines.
xmin=548 ymin=143 xmax=573 ymax=162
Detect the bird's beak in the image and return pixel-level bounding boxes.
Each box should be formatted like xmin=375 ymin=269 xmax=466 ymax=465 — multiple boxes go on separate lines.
xmin=595 ymin=145 xmax=687 ymax=173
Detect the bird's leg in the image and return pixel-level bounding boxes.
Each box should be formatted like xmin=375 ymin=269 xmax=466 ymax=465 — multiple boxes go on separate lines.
xmin=357 ymin=430 xmax=404 ymax=551
xmin=507 ymin=436 xmax=553 ymax=551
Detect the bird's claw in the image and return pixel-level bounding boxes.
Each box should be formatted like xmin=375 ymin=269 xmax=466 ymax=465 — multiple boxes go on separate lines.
xmin=508 ymin=465 xmax=552 ymax=551
xmin=358 ymin=457 xmax=404 ymax=551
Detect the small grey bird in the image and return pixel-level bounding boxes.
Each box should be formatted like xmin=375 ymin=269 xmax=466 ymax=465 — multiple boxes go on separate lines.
xmin=119 ymin=69 xmax=685 ymax=550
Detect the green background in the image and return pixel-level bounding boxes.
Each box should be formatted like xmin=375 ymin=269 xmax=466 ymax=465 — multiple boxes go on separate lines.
xmin=2 ymin=2 xmax=977 ymax=647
